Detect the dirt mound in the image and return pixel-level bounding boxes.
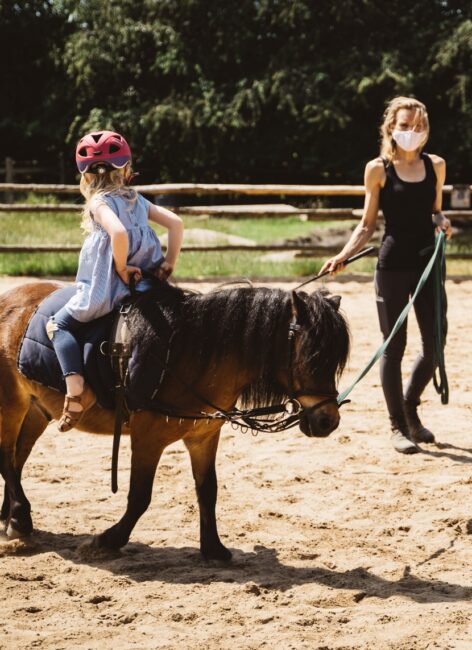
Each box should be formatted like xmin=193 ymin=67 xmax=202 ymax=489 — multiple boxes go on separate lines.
xmin=285 ymin=225 xmax=383 ymax=252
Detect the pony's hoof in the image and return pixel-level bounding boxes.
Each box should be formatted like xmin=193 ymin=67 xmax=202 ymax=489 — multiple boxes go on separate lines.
xmin=93 ymin=525 xmax=129 ymax=551
xmin=202 ymin=545 xmax=233 ymax=563
xmin=0 ymin=522 xmax=9 ymax=541
xmin=6 ymin=521 xmax=31 ymax=540
xmin=78 ymin=537 xmax=121 ymax=560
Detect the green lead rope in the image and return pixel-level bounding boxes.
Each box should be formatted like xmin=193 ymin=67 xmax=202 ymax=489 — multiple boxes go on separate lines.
xmin=432 ymin=233 xmax=449 ymax=404
xmin=337 ymin=231 xmax=448 ymax=405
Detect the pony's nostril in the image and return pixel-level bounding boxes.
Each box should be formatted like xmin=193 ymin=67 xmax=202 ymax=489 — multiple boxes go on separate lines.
xmin=319 ymin=416 xmax=332 ymax=431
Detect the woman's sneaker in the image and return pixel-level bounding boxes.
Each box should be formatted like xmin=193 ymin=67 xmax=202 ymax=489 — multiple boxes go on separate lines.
xmin=390 ymin=418 xmax=420 ymax=454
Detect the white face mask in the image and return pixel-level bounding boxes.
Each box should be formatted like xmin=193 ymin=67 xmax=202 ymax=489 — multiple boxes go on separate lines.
xmin=392 ymin=129 xmax=426 ymax=152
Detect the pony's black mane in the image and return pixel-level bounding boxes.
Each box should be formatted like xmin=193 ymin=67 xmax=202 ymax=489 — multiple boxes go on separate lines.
xmin=128 ymin=280 xmax=350 ymax=408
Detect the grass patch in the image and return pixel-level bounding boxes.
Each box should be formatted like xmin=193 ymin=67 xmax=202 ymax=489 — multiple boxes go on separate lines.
xmin=0 ymin=253 xmax=79 ymax=276
xmin=0 ymin=210 xmax=470 ymax=278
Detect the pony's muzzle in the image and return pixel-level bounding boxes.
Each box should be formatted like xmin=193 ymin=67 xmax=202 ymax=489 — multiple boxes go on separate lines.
xmin=299 ymin=402 xmax=340 ymax=438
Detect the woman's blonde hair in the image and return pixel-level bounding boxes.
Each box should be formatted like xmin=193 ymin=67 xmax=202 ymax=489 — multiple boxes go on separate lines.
xmin=380 ymin=96 xmax=429 ymax=161
xmin=79 ymin=163 xmax=137 ymax=232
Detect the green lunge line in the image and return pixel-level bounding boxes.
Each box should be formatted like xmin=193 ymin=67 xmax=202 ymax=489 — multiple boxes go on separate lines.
xmin=337 ymin=231 xmax=447 ymax=405
xmin=432 ymin=232 xmax=449 ymax=404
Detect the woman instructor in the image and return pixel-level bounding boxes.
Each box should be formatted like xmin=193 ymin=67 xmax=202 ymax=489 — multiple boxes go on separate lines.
xmin=321 ymin=97 xmax=452 ymax=454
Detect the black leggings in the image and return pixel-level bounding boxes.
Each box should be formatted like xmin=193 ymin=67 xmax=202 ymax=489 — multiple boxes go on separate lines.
xmin=374 ymin=269 xmax=435 ymax=424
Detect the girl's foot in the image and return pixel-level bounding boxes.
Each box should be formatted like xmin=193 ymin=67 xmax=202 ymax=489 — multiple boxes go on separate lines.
xmin=58 ymin=384 xmax=96 ymax=432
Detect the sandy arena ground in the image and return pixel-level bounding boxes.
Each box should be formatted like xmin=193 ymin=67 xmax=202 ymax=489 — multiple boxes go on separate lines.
xmin=0 ymin=275 xmax=471 ymax=650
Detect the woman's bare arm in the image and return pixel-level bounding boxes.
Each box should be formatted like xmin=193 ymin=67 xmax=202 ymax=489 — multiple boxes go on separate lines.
xmin=429 ymin=155 xmax=452 ymax=240
xmin=319 ymin=159 xmax=384 ymax=275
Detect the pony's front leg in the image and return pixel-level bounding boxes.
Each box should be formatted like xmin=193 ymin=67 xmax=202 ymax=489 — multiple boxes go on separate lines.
xmin=184 ymin=429 xmax=232 ymax=562
xmin=94 ymin=423 xmax=164 ymax=550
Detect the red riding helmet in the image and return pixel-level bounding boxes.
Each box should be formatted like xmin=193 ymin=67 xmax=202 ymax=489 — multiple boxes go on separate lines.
xmin=75 ymin=130 xmax=132 ymax=173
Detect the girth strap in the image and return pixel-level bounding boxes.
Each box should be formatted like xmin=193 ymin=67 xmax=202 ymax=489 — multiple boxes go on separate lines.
xmin=106 ymin=303 xmax=134 ymax=493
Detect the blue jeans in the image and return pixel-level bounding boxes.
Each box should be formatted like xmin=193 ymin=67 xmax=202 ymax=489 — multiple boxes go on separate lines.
xmin=47 ymin=307 xmax=84 ymax=378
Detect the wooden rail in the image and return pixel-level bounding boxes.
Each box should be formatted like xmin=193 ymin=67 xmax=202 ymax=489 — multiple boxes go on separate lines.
xmin=0 ymin=203 xmax=81 ymax=212
xmin=0 ymin=203 xmax=360 ymax=219
xmin=0 ymin=244 xmax=347 ymax=254
xmin=0 ymin=182 xmax=366 ymax=195
xmin=0 ymin=244 xmax=469 ymax=259
xmin=1 ymin=182 xmax=469 ymax=196
xmin=1 ymin=204 xmax=471 ymax=222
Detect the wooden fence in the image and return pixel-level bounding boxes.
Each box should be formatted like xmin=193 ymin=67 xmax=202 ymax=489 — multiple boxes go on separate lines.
xmin=0 ymin=182 xmax=471 ymax=258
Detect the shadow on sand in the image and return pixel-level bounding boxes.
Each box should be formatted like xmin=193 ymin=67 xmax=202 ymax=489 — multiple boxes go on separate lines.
xmin=2 ymin=529 xmax=472 ymax=605
xmin=418 ymin=440 xmax=472 ymax=464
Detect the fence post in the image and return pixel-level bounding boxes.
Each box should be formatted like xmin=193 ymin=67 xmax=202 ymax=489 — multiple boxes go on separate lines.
xmin=4 ymin=157 xmax=14 ymax=203
xmin=59 ymin=152 xmax=65 ymax=184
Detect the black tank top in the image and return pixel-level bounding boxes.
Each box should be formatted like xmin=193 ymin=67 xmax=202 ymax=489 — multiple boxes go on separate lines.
xmin=378 ymin=152 xmax=437 ymax=271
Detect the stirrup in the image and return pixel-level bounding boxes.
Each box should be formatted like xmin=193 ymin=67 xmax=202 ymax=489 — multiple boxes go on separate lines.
xmin=58 ymin=386 xmax=96 ymax=432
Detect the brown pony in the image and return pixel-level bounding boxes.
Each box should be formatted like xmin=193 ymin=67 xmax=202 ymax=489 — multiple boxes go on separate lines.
xmin=0 ymin=280 xmax=349 ymax=561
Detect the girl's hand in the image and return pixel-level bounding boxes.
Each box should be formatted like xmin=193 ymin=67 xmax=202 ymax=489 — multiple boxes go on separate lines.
xmin=433 ymin=212 xmax=453 ymax=240
xmin=319 ymin=254 xmax=347 ymax=276
xmin=155 ymin=260 xmax=174 ymax=281
xmin=117 ymin=265 xmax=142 ymax=285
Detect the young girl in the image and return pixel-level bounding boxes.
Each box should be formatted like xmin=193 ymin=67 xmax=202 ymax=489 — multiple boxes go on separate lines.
xmin=48 ymin=130 xmax=184 ymax=432
xmin=321 ymin=97 xmax=452 ymax=454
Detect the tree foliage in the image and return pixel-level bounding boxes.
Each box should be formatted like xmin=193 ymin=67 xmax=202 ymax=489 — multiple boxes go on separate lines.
xmin=1 ymin=0 xmax=471 ymax=182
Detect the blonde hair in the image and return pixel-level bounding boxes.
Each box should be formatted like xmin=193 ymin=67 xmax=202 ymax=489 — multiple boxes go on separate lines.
xmin=79 ymin=163 xmax=137 ymax=232
xmin=380 ymin=96 xmax=429 ymax=161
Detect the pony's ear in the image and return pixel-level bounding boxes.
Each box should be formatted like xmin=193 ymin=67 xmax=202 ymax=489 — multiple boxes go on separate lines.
xmin=291 ymin=291 xmax=308 ymax=322
xmin=328 ymin=294 xmax=342 ymax=311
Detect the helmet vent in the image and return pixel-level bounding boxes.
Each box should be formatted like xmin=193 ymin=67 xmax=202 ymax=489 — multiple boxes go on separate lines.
xmin=109 ymin=144 xmax=120 ymax=153
xmin=91 ymin=133 xmax=102 ymax=143
xmin=78 ymin=147 xmax=87 ymax=157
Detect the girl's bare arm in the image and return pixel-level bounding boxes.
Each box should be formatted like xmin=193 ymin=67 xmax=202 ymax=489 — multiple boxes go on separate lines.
xmin=148 ymin=204 xmax=184 ymax=269
xmin=93 ymin=201 xmax=141 ymax=284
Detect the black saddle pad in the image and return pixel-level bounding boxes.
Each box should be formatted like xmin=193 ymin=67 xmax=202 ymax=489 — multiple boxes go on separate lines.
xmin=17 ymin=286 xmax=117 ymax=410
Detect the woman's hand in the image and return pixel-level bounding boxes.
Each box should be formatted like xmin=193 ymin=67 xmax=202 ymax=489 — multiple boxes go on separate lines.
xmin=154 ymin=260 xmax=174 ymax=281
xmin=319 ymin=254 xmax=348 ymax=276
xmin=117 ymin=265 xmax=142 ymax=285
xmin=433 ymin=212 xmax=453 ymax=240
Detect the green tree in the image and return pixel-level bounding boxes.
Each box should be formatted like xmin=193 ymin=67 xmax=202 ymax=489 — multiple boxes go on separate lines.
xmin=2 ymin=0 xmax=472 ymax=183
xmin=0 ymin=0 xmax=71 ymax=169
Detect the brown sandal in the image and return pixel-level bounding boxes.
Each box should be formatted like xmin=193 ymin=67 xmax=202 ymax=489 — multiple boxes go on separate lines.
xmin=58 ymin=384 xmax=96 ymax=432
